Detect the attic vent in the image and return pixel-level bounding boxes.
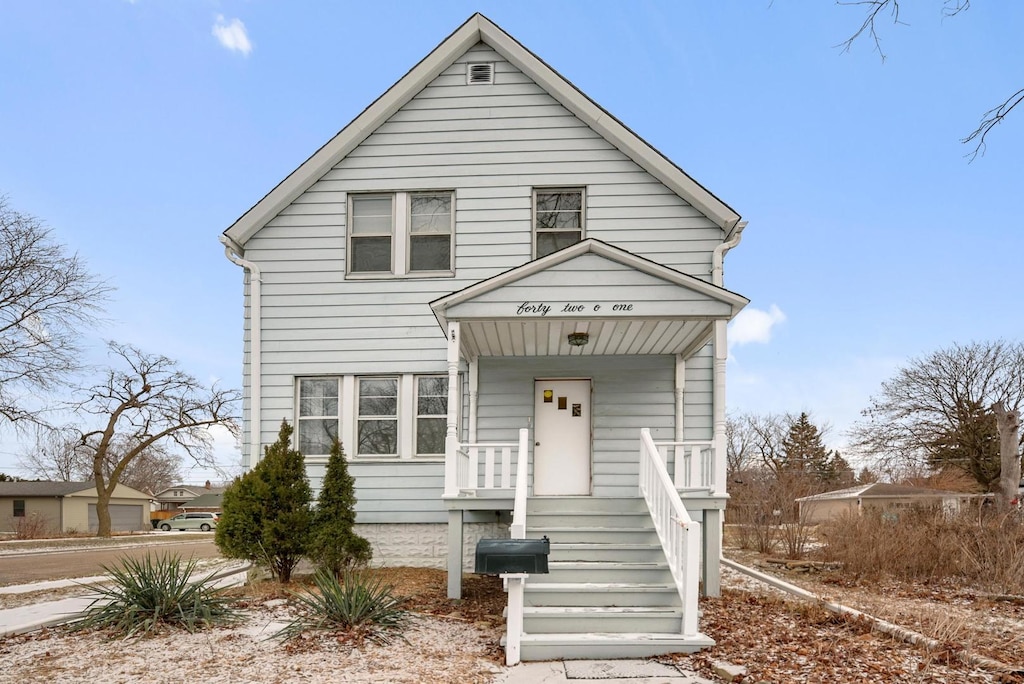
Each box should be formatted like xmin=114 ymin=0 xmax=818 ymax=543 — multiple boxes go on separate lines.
xmin=467 ymin=62 xmax=494 ymax=85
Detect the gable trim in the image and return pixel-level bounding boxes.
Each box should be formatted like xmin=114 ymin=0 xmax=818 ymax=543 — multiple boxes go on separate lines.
xmin=224 ymin=13 xmax=742 ymax=246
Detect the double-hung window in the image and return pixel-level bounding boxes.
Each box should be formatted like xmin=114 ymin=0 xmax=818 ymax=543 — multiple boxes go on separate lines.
xmin=350 ymin=195 xmax=394 ymax=273
xmin=348 ymin=192 xmax=453 ymax=276
xmin=297 ymin=378 xmax=340 ymax=456
xmin=415 ymin=376 xmax=448 ymax=456
xmin=357 ymin=377 xmax=399 ymax=457
xmin=534 ymin=187 xmax=584 ymax=258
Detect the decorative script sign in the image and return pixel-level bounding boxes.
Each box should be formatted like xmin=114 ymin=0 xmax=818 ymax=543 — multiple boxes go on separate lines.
xmin=515 ymin=301 xmax=636 ymax=317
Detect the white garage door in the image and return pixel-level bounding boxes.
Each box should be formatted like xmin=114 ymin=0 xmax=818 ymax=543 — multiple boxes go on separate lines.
xmin=88 ymin=504 xmax=145 ymax=532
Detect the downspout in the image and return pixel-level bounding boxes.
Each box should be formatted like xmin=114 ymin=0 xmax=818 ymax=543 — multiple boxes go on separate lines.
xmin=220 ymin=235 xmax=262 ymax=471
xmin=710 ymin=220 xmax=746 ymax=496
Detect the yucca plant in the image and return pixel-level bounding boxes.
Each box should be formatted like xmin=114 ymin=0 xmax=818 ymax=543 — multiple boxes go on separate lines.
xmin=69 ymin=553 xmax=240 ymax=637
xmin=276 ymin=568 xmax=409 ymax=643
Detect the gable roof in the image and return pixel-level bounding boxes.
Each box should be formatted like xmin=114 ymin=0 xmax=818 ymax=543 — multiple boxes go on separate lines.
xmin=0 ymin=481 xmax=95 ymax=497
xmin=181 ymin=492 xmax=223 ymax=508
xmin=223 ymin=13 xmax=742 ymax=248
xmin=430 ymin=239 xmax=748 ymax=358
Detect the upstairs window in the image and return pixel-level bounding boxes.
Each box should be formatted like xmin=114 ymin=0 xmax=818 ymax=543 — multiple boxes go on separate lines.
xmin=534 ymin=188 xmax=584 ymax=258
xmin=350 ymin=195 xmax=394 ymax=273
xmin=348 ymin=191 xmax=453 ymax=276
xmin=409 ymin=193 xmax=453 ymax=272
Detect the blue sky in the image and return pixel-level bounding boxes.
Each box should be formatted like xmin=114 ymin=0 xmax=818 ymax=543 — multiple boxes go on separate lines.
xmin=1 ymin=1 xmax=1021 ymax=480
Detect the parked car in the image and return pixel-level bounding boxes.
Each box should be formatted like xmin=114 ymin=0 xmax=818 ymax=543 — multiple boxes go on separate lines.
xmin=159 ymin=512 xmax=219 ymax=532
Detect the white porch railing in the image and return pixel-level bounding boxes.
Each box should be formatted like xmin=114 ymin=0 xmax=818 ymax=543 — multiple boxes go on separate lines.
xmin=504 ymin=427 xmax=531 ymax=666
xmin=652 ymin=440 xmax=719 ymax=494
xmin=639 ymin=428 xmax=701 ymax=638
xmin=443 ymin=429 xmax=528 ymax=497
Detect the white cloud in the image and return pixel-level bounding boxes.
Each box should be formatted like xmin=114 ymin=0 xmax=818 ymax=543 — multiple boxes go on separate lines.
xmin=212 ymin=15 xmax=252 ymax=56
xmin=729 ymin=304 xmax=786 ymax=347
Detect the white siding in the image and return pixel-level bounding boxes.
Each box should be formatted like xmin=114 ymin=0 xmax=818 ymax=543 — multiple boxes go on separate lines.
xmin=234 ymin=42 xmax=724 ymax=517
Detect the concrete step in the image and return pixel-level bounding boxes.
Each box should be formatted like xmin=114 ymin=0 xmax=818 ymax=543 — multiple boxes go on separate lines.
xmin=527 ymin=496 xmax=649 ymax=515
xmin=521 ymin=606 xmax=683 ymax=634
xmin=527 ymin=511 xmax=655 ymax=529
xmin=523 ymin=582 xmax=680 ymax=607
xmin=548 ymin=542 xmax=665 ymax=563
xmin=530 ymin=561 xmax=673 ymax=584
xmin=527 ymin=527 xmax=660 ymax=544
xmin=513 ymin=632 xmax=715 ymax=661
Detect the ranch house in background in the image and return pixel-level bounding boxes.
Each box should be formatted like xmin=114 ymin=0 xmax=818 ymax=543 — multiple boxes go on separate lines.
xmin=220 ymin=14 xmax=749 ymax=662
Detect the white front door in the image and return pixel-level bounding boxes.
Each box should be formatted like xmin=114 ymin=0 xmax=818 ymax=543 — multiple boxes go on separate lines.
xmin=533 ymin=379 xmax=592 ymax=496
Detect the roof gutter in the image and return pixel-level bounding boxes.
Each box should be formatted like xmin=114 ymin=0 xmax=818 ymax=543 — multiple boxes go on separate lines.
xmin=219 ymin=235 xmax=261 ymax=470
xmin=711 ymin=220 xmax=747 ymax=288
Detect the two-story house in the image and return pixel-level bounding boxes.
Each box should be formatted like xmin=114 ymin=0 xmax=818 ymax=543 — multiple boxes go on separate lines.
xmin=221 ymin=14 xmax=748 ymax=663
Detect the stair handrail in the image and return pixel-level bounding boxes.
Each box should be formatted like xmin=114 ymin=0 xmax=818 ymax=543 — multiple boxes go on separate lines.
xmin=504 ymin=427 xmax=531 ymax=667
xmin=638 ymin=427 xmax=701 ymax=637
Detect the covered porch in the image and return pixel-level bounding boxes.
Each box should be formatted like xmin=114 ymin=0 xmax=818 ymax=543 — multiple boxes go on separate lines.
xmin=431 ymin=240 xmax=748 ymax=603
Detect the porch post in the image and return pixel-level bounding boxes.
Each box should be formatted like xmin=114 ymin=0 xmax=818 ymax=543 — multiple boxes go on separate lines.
xmin=706 ymin=319 xmax=728 ymax=597
xmin=468 ymin=358 xmax=479 ymax=442
xmin=447 ymin=509 xmax=464 ymax=599
xmin=674 ymin=354 xmax=686 ymax=487
xmin=443 ymin=321 xmax=461 ymax=498
xmin=446 ymin=320 xmax=464 ymax=600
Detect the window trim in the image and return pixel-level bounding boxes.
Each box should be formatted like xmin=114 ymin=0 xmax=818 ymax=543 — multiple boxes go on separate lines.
xmin=532 ymin=186 xmax=585 ymax=259
xmin=347 ymin=191 xmax=455 ymax=279
xmin=13 ymin=499 xmax=25 ymax=518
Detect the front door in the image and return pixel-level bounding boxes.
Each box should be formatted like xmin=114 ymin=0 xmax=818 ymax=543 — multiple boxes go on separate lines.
xmin=533 ymin=379 xmax=592 ymax=495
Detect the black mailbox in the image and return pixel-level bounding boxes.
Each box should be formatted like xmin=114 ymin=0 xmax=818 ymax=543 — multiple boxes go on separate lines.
xmin=474 ymin=536 xmax=550 ymax=574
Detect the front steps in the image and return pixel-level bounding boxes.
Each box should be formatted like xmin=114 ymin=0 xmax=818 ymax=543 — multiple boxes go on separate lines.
xmin=510 ymin=496 xmax=713 ymax=660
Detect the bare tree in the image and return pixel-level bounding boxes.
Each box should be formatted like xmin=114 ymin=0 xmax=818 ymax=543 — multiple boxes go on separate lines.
xmin=18 ymin=426 xmax=81 ymax=481
xmin=850 ymin=341 xmax=1024 ymax=510
xmin=839 ymin=0 xmax=1018 ymax=160
xmin=0 ymin=198 xmax=110 ymax=426
xmin=70 ymin=342 xmax=240 ymax=536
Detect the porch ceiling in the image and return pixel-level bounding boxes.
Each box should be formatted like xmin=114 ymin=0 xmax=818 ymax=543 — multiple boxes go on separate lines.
xmin=459 ymin=317 xmax=714 ymax=358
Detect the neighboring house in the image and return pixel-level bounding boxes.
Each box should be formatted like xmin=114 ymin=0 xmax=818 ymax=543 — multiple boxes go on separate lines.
xmin=153 ymin=482 xmax=225 ymax=512
xmin=220 ymin=14 xmax=748 ymax=661
xmin=796 ymin=483 xmax=974 ymax=524
xmin=180 ymin=491 xmax=223 ymax=512
xmin=0 ymin=481 xmax=152 ymax=534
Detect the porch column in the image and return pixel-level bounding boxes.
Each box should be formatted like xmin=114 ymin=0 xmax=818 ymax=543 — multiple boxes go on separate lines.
xmin=468 ymin=358 xmax=479 ymax=442
xmin=445 ymin=321 xmax=464 ymax=600
xmin=674 ymin=355 xmax=686 ymax=486
xmin=706 ymin=319 xmax=728 ymax=597
xmin=443 ymin=321 xmax=461 ymax=498
xmin=447 ymin=509 xmax=464 ymax=599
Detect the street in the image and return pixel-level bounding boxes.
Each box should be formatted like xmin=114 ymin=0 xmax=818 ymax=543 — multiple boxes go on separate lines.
xmin=0 ymin=538 xmax=222 ymax=586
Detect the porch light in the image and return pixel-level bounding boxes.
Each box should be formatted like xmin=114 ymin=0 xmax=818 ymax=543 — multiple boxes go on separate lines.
xmin=567 ymin=332 xmax=590 ymax=347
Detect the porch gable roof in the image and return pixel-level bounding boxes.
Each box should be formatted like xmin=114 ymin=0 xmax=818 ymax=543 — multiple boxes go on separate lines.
xmin=430 ymin=239 xmax=748 ymax=358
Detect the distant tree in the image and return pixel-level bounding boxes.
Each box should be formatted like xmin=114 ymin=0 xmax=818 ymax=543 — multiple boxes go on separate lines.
xmin=725 ymin=414 xmax=757 ymax=480
xmin=69 ymin=342 xmax=239 ymax=536
xmin=216 ymin=421 xmax=312 ymax=582
xmin=839 ymin=0 xmax=1021 ymax=159
xmin=851 ymin=341 xmax=1024 ymax=511
xmin=0 ymin=472 xmax=22 ymax=481
xmin=18 ymin=426 xmax=80 ymax=481
xmin=0 ymin=197 xmax=110 ymax=426
xmin=856 ymin=466 xmax=880 ymax=485
xmin=307 ymin=439 xmax=371 ymax=577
